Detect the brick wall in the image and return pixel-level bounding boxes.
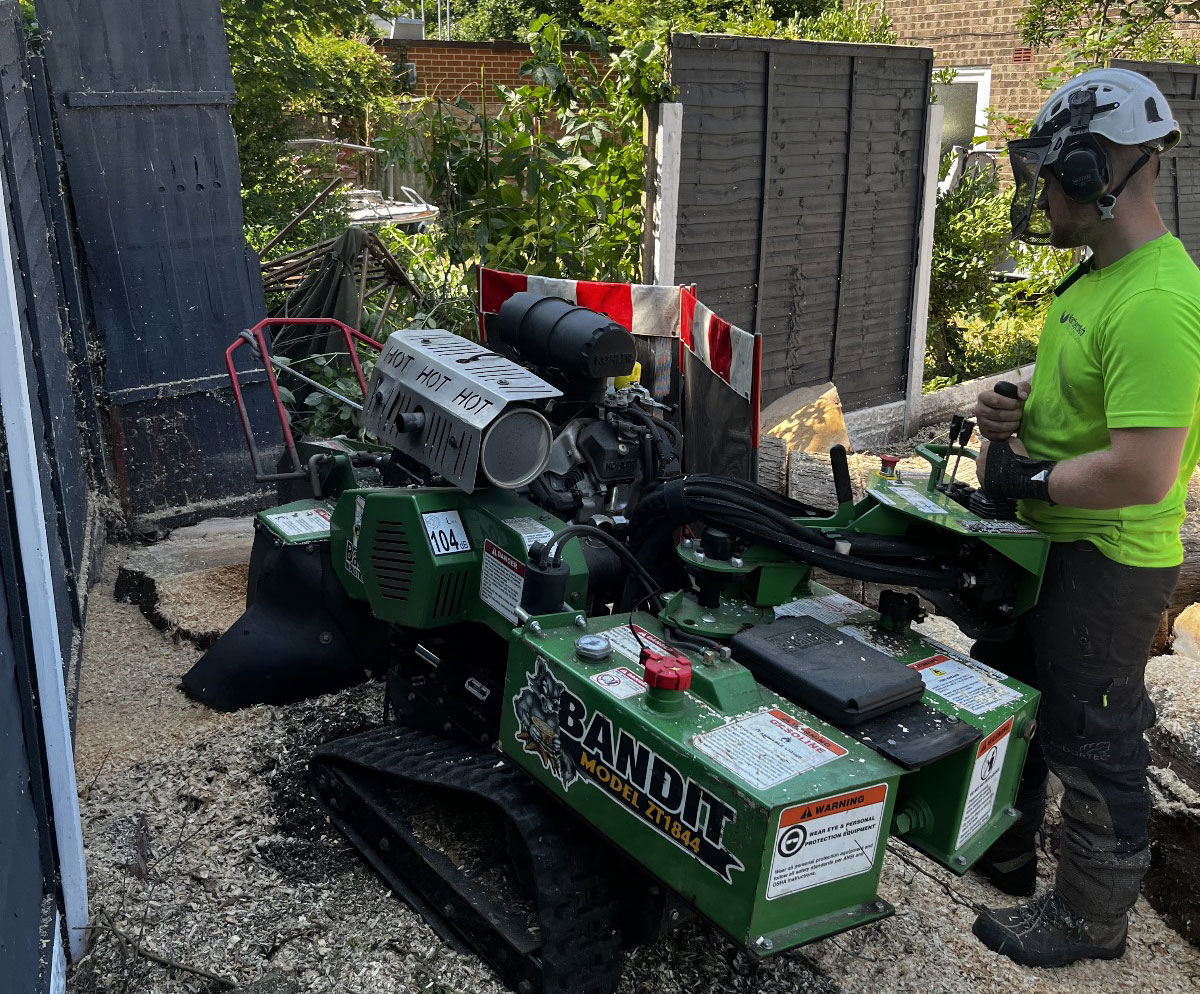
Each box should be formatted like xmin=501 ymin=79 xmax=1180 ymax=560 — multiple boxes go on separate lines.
xmin=378 ymin=39 xmax=603 ymax=104
xmin=889 ymin=2 xmax=1200 ymax=137
xmin=887 ymin=0 xmax=1057 ymax=136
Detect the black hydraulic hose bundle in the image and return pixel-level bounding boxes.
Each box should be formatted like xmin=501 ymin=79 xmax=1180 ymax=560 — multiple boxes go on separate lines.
xmin=628 ymin=475 xmax=966 ymax=591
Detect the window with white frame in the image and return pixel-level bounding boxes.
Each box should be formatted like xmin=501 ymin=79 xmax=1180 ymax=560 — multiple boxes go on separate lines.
xmin=934 ymin=66 xmax=993 ymax=159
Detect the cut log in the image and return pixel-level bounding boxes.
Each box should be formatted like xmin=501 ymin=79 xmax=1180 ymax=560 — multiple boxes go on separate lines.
xmin=1144 ymin=652 xmax=1200 ymax=944
xmin=761 ymin=381 xmax=850 ymax=456
xmin=756 ymin=435 xmax=788 ymax=495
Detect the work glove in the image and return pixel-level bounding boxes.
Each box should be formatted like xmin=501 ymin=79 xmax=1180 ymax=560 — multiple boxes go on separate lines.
xmin=982 ymin=439 xmax=1056 ymax=504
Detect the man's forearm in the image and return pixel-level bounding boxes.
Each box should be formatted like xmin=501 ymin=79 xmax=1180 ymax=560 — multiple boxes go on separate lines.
xmin=1046 ymin=449 xmax=1170 ymax=508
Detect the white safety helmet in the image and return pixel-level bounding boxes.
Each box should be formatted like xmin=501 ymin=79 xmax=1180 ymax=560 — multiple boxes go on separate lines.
xmin=1009 ymin=68 xmax=1180 ymax=242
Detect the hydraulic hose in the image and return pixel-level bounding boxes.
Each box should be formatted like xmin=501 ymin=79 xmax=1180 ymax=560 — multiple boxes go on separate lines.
xmin=628 ymin=477 xmax=966 ymax=590
xmin=541 ymin=524 xmax=666 ymax=612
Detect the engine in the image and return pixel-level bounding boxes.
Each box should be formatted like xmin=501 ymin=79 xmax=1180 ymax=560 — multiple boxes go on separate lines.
xmin=360 ymin=291 xmax=680 ymax=529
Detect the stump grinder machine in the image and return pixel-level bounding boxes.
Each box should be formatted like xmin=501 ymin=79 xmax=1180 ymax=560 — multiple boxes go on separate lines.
xmin=186 ymin=296 xmax=1048 ymax=994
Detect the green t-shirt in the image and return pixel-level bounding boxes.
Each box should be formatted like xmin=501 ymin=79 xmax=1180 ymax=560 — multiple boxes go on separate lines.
xmin=1019 ymin=232 xmax=1200 ymax=567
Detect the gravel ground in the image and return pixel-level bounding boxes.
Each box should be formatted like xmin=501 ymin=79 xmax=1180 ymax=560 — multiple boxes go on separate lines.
xmin=70 ymin=546 xmax=1200 ymax=993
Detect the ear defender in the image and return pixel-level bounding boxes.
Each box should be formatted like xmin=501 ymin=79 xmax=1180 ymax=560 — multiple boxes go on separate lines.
xmin=1054 ymin=133 xmax=1111 ymax=203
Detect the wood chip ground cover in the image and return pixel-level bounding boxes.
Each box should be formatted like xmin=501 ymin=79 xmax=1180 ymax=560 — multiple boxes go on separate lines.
xmin=71 ymin=548 xmax=1200 ymax=993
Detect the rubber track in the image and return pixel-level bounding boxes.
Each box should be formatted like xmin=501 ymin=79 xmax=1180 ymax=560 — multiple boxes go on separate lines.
xmin=311 ymin=725 xmax=626 ymax=994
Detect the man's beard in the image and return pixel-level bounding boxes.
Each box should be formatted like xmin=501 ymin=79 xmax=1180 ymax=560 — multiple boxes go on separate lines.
xmin=1048 ymin=216 xmax=1089 ymax=249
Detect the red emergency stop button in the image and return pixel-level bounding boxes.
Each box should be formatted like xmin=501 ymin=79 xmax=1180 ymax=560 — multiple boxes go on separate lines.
xmin=641 ymin=649 xmax=692 ymax=691
xmin=880 ymin=454 xmax=900 ymax=477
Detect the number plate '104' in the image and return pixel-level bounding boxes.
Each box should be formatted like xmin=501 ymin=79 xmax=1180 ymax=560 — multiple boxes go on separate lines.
xmin=421 ymin=510 xmax=472 ymax=556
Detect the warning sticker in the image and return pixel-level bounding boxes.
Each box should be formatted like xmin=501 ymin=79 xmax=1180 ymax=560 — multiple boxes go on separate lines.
xmin=344 ymin=496 xmax=365 ymax=581
xmin=264 ymin=506 xmax=331 ymax=539
xmin=590 ymin=666 xmax=648 ymax=700
xmin=503 ymin=516 xmax=557 ymax=552
xmin=774 ymin=591 xmax=866 ymax=625
xmin=889 ymin=485 xmax=949 ymax=515
xmin=909 ymin=654 xmax=1021 ymax=715
xmin=767 ymin=784 xmax=888 ymax=898
xmin=917 ymin=639 xmax=1021 ymax=685
xmin=480 ymin=540 xmax=525 ymax=623
xmin=603 ymin=624 xmax=674 ymax=665
xmin=694 ymin=709 xmax=848 ymax=790
xmin=955 ymin=717 xmax=1014 ymax=850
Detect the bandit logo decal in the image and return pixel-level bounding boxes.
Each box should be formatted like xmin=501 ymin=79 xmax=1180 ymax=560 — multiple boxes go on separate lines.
xmin=512 ymin=660 xmax=745 ymax=882
xmin=512 ymin=657 xmax=580 ymax=789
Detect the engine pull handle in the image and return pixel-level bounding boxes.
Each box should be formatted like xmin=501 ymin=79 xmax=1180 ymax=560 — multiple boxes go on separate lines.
xmin=994 ymin=380 xmax=1020 ymax=400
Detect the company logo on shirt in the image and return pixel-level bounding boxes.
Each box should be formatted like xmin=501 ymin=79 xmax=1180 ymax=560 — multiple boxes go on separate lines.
xmin=1059 ymin=311 xmax=1087 ymax=337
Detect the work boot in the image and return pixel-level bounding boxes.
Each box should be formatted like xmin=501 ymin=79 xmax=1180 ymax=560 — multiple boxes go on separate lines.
xmin=972 ymin=891 xmax=1127 ymax=967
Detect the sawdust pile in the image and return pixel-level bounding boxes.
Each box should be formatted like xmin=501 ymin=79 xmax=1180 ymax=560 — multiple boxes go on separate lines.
xmin=71 ymin=549 xmax=1200 ymax=994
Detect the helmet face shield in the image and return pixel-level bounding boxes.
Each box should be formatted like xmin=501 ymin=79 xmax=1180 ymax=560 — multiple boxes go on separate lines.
xmin=1008 ymin=137 xmax=1054 ymax=244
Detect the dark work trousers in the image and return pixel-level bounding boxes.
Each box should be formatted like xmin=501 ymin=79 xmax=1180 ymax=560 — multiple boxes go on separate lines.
xmin=971 ymin=540 xmax=1178 ymax=923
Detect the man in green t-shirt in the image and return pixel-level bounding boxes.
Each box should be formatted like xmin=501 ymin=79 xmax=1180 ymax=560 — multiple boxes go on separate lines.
xmin=968 ymin=68 xmax=1200 ymax=968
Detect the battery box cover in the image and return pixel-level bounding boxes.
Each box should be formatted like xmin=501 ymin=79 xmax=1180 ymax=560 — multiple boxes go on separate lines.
xmin=730 ymin=615 xmax=926 ymax=726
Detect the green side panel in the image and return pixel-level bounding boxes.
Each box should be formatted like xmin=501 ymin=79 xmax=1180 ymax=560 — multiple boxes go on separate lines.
xmin=499 ymin=612 xmax=905 ymax=953
xmin=797 ymin=582 xmax=1042 ymax=870
xmin=328 ymin=487 xmax=588 ymax=635
xmin=257 ymin=498 xmax=336 ymax=544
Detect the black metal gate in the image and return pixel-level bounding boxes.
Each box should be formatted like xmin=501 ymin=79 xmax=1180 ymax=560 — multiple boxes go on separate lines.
xmin=34 ymin=0 xmax=272 ymax=529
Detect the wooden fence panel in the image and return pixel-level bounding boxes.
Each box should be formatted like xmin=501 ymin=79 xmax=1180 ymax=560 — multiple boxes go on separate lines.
xmin=669 ymin=34 xmax=933 ymax=411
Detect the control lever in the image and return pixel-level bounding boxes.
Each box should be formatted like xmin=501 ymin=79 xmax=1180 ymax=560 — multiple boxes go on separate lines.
xmin=830 ymin=444 xmax=854 ymax=506
xmin=947 ymin=418 xmax=975 ymax=488
xmin=938 ymin=414 xmax=964 ymax=489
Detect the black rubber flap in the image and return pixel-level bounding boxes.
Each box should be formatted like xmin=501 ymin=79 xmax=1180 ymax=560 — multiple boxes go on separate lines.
xmin=842 ymin=700 xmax=981 ymax=769
xmin=730 ymin=616 xmax=925 ymax=726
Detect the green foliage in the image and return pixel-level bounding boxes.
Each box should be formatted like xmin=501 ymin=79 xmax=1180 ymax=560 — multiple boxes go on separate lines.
xmin=583 ymin=0 xmax=726 ymax=37
xmin=379 ymin=17 xmax=664 ymax=286
xmin=241 ymin=155 xmax=353 ymax=256
xmin=923 ymin=312 xmax=1043 ymax=394
xmin=1019 ymin=1 xmax=1200 ymax=86
xmin=925 ymin=155 xmax=1068 ymax=385
xmin=289 ymin=33 xmax=405 ymax=145
xmin=376 ymin=226 xmax=478 ymax=334
xmin=222 ymin=0 xmax=402 ymax=251
xmin=455 ymin=0 xmax=584 ymax=41
xmin=458 ymin=0 xmax=836 ymax=41
xmin=778 ymin=0 xmax=896 ymax=44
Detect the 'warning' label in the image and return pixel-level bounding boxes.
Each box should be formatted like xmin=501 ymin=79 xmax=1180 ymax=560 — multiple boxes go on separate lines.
xmin=909 ymin=654 xmax=1022 ymax=715
xmin=774 ymin=591 xmax=866 ymax=625
xmin=480 ymin=540 xmax=525 ymax=623
xmin=604 ymin=624 xmax=673 ymax=665
xmin=694 ymin=709 xmax=848 ymax=790
xmin=264 ymin=506 xmax=331 ymax=539
xmin=955 ymin=717 xmax=1014 ymax=850
xmin=590 ymin=666 xmax=648 ymax=700
xmin=767 ymin=784 xmax=888 ymax=898
xmin=503 ymin=516 xmax=557 ymax=552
